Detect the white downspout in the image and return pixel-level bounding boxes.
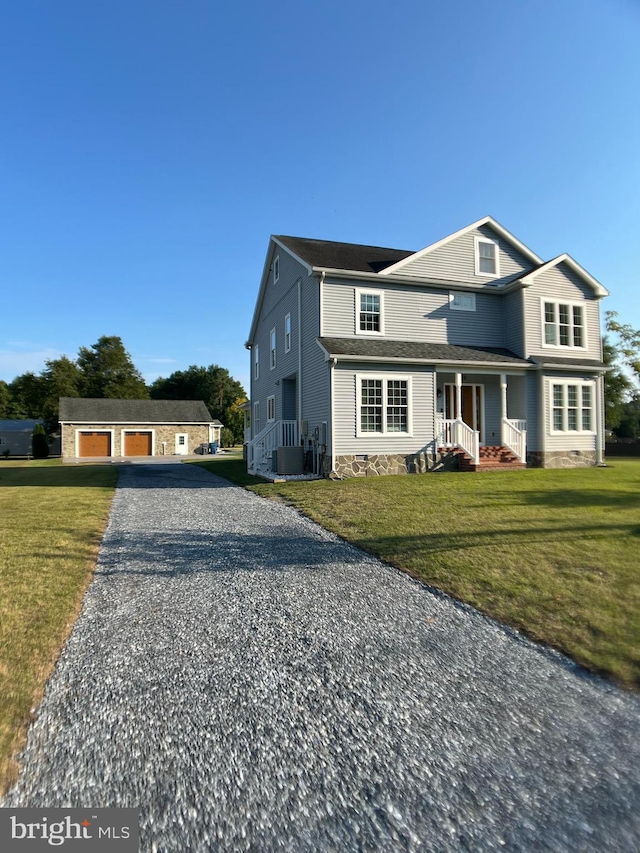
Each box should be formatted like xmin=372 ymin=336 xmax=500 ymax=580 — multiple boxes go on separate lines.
xmin=500 ymin=373 xmax=507 ymax=445
xmin=330 ymin=356 xmax=336 ymax=475
xmin=596 ymin=373 xmax=604 ymax=465
xmin=297 ymin=278 xmax=302 ymax=439
xmin=319 ymin=271 xmax=325 ymax=337
xmin=538 ymin=370 xmax=546 ymax=465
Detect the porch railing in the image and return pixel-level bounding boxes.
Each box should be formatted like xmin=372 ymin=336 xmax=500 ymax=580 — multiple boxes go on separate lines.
xmin=435 ymin=416 xmax=479 ymax=464
xmin=502 ymin=418 xmax=527 ymax=461
xmin=247 ymin=420 xmax=299 ymax=473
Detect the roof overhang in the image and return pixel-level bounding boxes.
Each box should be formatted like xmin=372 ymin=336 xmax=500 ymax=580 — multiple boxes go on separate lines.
xmin=316 ymin=339 xmax=532 ymax=370
xmin=518 ymin=254 xmax=608 ymax=297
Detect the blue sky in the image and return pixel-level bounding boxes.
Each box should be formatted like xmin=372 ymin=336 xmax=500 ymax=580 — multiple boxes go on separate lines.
xmin=2 ymin=0 xmax=639 ymax=393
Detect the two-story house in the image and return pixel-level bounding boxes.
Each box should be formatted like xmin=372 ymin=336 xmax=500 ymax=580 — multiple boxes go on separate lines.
xmin=246 ymin=216 xmax=608 ymax=478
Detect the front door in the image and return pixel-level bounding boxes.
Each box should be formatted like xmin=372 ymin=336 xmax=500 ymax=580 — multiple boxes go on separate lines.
xmin=444 ymin=384 xmax=484 ymax=441
xmin=175 ymin=433 xmax=189 ymax=455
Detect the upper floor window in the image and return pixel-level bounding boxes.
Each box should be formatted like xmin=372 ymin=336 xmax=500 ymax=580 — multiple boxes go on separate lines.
xmin=358 ymin=376 xmax=411 ymax=436
xmin=284 ymin=313 xmax=291 ymax=352
xmin=550 ymin=381 xmax=594 ymax=433
xmin=254 ymin=345 xmax=259 ymax=380
xmin=543 ymin=300 xmax=585 ymax=348
xmin=450 ymin=291 xmax=476 ymax=312
xmin=273 ymin=255 xmax=280 ymax=283
xmin=356 ymin=288 xmax=384 ymax=335
xmin=475 ymin=237 xmax=499 ymax=278
xmin=270 ymin=328 xmax=276 ymax=369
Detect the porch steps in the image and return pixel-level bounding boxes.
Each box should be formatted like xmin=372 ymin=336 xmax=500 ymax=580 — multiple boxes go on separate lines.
xmin=454 ymin=445 xmax=526 ymax=472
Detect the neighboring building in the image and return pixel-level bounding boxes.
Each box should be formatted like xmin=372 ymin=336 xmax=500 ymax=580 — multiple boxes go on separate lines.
xmin=0 ymin=419 xmax=44 ymax=456
xmin=59 ymin=398 xmax=222 ymax=459
xmin=246 ymin=216 xmax=608 ymax=478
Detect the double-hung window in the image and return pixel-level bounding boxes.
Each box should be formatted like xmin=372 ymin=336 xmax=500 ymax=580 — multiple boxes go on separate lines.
xmin=267 ymin=395 xmax=275 ymax=422
xmin=356 ymin=289 xmax=384 ymax=335
xmin=475 ymin=237 xmax=499 ymax=277
xmin=254 ymin=345 xmax=259 ymax=380
xmin=253 ymin=401 xmax=261 ymax=435
xmin=358 ymin=376 xmax=410 ymax=435
xmin=273 ymin=255 xmax=279 ymax=283
xmin=550 ymin=381 xmax=594 ymax=432
xmin=284 ymin=313 xmax=291 ymax=352
xmin=543 ymin=301 xmax=585 ymax=348
xmin=270 ymin=328 xmax=276 ymax=369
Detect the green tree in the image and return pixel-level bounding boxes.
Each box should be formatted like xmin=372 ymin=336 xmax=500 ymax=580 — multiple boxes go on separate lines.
xmin=40 ymin=356 xmax=83 ymax=432
xmin=605 ymin=312 xmax=640 ymax=434
xmin=77 ymin=336 xmax=148 ymax=399
xmin=0 ymin=380 xmax=12 ymax=418
xmin=7 ymin=372 xmax=46 ymax=419
xmin=150 ymin=365 xmax=245 ymax=430
xmin=603 ymin=337 xmax=632 ymax=431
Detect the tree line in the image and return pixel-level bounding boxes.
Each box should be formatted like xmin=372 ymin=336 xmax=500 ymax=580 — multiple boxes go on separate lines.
xmin=604 ymin=312 xmax=640 ymax=439
xmin=0 ymin=336 xmax=247 ymax=446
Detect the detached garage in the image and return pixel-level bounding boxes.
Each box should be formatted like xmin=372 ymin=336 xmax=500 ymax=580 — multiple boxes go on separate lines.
xmin=59 ymin=398 xmax=222 ymax=461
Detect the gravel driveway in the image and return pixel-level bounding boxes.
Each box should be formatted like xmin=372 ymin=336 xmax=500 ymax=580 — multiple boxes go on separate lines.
xmin=3 ymin=462 xmax=640 ymax=851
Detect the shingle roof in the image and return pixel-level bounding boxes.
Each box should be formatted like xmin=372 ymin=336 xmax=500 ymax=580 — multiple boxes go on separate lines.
xmin=58 ymin=398 xmax=215 ymax=423
xmin=275 ymin=235 xmax=415 ymax=273
xmin=530 ymin=355 xmax=607 ymax=369
xmin=318 ymin=338 xmax=531 ymax=365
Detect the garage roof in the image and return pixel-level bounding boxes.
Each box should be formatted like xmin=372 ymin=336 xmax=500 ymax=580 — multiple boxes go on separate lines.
xmin=59 ymin=398 xmax=217 ymax=423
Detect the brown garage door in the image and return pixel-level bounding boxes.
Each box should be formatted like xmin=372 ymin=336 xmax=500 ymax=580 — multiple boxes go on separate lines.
xmin=124 ymin=431 xmax=152 ymax=456
xmin=79 ymin=432 xmax=111 ymax=457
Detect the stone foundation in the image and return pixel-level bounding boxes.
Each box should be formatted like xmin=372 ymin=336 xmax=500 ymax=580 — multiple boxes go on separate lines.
xmin=327 ymin=451 xmax=460 ymax=479
xmin=527 ymin=450 xmax=598 ymax=469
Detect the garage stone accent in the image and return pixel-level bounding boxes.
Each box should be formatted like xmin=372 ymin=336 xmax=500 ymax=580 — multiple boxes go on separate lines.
xmin=527 ymin=451 xmax=598 ymax=468
xmin=59 ymin=398 xmax=221 ymax=460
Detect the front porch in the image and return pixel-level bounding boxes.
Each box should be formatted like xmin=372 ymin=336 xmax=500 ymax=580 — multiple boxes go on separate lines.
xmin=435 ymin=371 xmax=527 ymax=469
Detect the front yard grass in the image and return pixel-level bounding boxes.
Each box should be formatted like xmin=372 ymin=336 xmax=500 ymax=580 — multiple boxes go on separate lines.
xmin=194 ymin=455 xmax=640 ymax=689
xmin=0 ymin=459 xmax=118 ymax=794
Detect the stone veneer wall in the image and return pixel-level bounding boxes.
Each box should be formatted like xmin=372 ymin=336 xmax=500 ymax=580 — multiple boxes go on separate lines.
xmin=327 ymin=451 xmax=460 ymax=479
xmin=527 ymin=450 xmax=598 ymax=469
xmin=62 ymin=424 xmax=211 ymax=458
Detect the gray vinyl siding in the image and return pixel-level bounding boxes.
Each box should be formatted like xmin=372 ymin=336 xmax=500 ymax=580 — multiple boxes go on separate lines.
xmin=504 ymin=290 xmax=524 ymax=356
xmin=524 ymin=263 xmax=602 ymax=360
xmin=300 ymin=275 xmax=330 ymax=436
xmin=334 ymin=363 xmax=435 ymax=456
xmin=249 ymin=247 xmax=306 ymax=436
xmin=387 ymin=225 xmax=535 ymax=286
xmin=542 ymin=372 xmax=598 ymax=452
xmin=323 ymin=280 xmax=506 ymax=347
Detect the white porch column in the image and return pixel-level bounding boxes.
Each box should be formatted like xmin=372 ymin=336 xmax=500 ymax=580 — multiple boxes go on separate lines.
xmin=596 ymin=373 xmax=604 ymax=465
xmin=455 ymin=372 xmax=462 ymax=419
xmin=500 ymin=373 xmax=508 ymax=445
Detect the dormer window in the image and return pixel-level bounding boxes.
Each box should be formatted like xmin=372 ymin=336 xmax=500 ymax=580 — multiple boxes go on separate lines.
xmin=475 ymin=237 xmax=499 ymax=278
xmin=273 ymin=255 xmax=280 ymax=283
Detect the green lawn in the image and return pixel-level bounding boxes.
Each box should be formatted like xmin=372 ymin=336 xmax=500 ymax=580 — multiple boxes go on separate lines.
xmin=193 ymin=455 xmax=640 ymax=689
xmin=0 ymin=459 xmax=118 ymax=793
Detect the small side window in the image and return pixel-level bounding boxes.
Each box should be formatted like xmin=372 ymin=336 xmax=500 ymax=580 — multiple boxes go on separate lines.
xmin=274 ymin=255 xmax=280 ymax=283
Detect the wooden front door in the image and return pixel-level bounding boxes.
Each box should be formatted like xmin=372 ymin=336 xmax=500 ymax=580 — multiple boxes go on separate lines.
xmin=124 ymin=431 xmax=152 ymax=456
xmin=79 ymin=431 xmax=111 ymax=457
xmin=444 ymin=384 xmax=484 ymax=439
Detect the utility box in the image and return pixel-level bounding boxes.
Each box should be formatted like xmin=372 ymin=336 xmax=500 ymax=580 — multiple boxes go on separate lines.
xmin=276 ymin=446 xmax=304 ymax=475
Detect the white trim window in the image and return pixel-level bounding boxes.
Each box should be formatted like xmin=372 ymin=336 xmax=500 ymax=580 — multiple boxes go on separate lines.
xmin=284 ymin=313 xmax=291 ymax=353
xmin=267 ymin=395 xmax=276 ymax=423
xmin=357 ymin=375 xmax=411 ymax=436
xmin=356 ymin=288 xmax=384 ymax=335
xmin=475 ymin=237 xmax=499 ymax=277
xmin=254 ymin=345 xmax=259 ymax=380
xmin=550 ymin=380 xmax=594 ymax=433
xmin=449 ymin=291 xmax=476 ymax=311
xmin=270 ymin=328 xmax=276 ymax=370
xmin=273 ymin=255 xmax=280 ymax=283
xmin=543 ymin=300 xmax=585 ymax=348
xmin=253 ymin=401 xmax=261 ymax=435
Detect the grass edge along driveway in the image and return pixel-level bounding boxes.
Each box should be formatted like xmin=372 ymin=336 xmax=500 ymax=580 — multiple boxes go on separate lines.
xmin=194 ymin=454 xmax=640 ymax=691
xmin=0 ymin=459 xmax=118 ymax=795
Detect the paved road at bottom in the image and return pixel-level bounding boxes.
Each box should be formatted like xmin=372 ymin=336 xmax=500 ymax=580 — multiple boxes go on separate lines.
xmin=3 ymin=462 xmax=640 ymax=851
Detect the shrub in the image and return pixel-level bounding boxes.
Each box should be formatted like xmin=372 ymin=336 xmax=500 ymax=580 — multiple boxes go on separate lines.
xmin=32 ymin=424 xmax=49 ymax=459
